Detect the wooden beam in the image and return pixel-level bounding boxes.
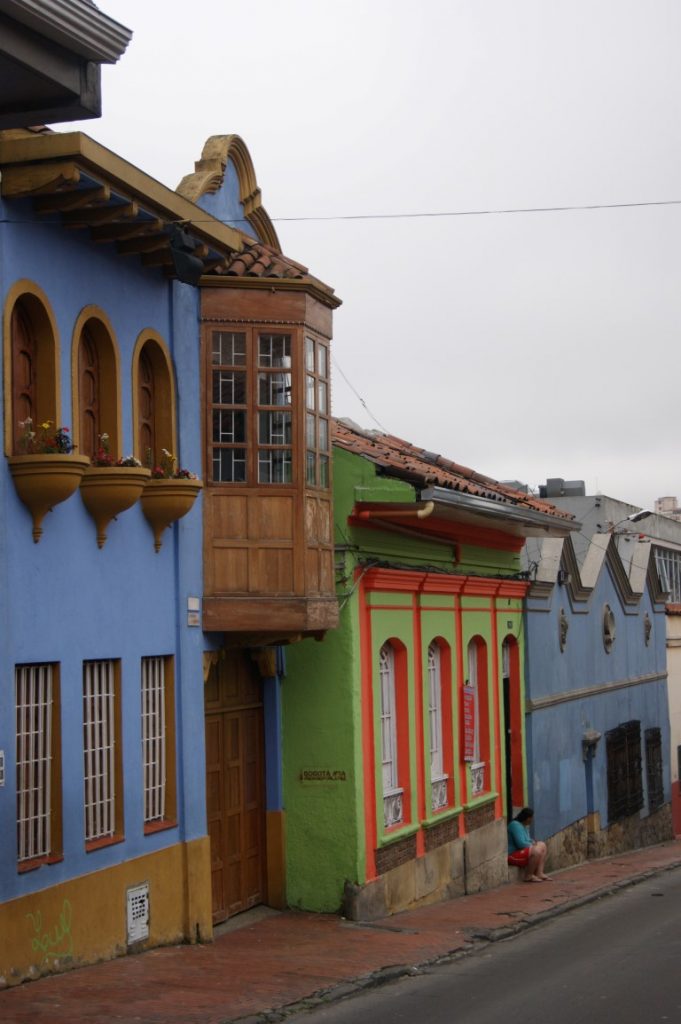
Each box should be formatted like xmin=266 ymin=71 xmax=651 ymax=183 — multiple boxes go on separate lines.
xmin=141 ymin=249 xmax=174 ymax=267
xmin=62 ymin=201 xmax=139 ymax=228
xmin=90 ymin=218 xmax=164 ymax=243
xmin=117 ymin=234 xmax=168 ymax=255
xmin=0 ymin=161 xmax=81 ymax=197
xmin=34 ymin=185 xmax=111 ymax=213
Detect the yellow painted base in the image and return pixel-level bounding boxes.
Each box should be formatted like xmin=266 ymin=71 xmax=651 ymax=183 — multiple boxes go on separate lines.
xmin=0 ymin=836 xmax=212 ymax=988
xmin=266 ymin=810 xmax=287 ymax=910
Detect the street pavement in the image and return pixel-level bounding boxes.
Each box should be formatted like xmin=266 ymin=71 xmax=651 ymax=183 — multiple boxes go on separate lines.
xmin=2 ymin=840 xmax=681 ymax=1024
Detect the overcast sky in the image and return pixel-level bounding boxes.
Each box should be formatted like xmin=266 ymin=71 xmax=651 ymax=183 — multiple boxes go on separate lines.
xmin=61 ymin=1 xmax=681 ymax=508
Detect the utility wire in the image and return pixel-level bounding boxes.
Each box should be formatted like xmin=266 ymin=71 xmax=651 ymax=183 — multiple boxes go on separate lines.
xmin=331 ymin=353 xmax=389 ymax=433
xmin=4 ymin=196 xmax=681 ymax=229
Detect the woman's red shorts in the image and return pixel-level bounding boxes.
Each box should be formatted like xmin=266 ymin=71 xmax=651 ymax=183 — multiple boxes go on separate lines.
xmin=507 ymin=847 xmax=531 ymax=867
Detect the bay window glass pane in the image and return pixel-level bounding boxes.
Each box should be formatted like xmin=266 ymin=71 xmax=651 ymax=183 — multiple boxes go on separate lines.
xmin=213 ymin=370 xmax=246 ymax=405
xmin=213 ymin=448 xmax=246 ymax=483
xmin=318 ymin=417 xmax=328 ymax=451
xmin=259 ymin=411 xmax=291 ymax=445
xmin=259 ymin=371 xmax=291 ymax=406
xmin=306 ymin=413 xmax=316 ymax=448
xmin=213 ymin=410 xmax=246 ymax=443
xmin=258 ymin=449 xmax=292 ymax=483
xmin=259 ymin=334 xmax=291 ymax=368
xmin=306 ymin=374 xmax=315 ymax=410
xmin=305 ymin=337 xmax=315 ymax=371
xmin=318 ymin=344 xmax=328 ymax=378
xmin=319 ymin=454 xmax=329 ymax=488
xmin=212 ymin=331 xmax=246 ymax=365
xmin=317 ymin=380 xmax=328 ymax=414
xmin=306 ymin=451 xmax=316 ymax=485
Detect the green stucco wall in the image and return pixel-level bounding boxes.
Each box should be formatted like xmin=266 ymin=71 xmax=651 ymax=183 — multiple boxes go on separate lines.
xmin=282 ymin=445 xmax=525 ymax=912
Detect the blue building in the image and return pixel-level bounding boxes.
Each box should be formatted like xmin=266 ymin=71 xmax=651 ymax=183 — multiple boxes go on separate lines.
xmin=0 ymin=126 xmax=245 ymax=983
xmin=524 ymin=521 xmax=672 ymax=868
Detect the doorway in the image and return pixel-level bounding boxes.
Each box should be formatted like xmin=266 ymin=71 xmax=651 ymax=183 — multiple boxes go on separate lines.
xmin=205 ymin=649 xmax=266 ymax=924
xmin=502 ymin=636 xmax=523 ymax=822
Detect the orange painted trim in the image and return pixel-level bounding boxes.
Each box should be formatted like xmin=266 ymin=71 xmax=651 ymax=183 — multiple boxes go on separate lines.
xmin=143 ymin=818 xmax=178 ymax=836
xmin=412 ymin=595 xmax=425 ymax=855
xmin=358 ymin=571 xmax=378 ymax=881
xmin=454 ymin=593 xmax=466 ymax=827
xmin=17 ymin=852 xmax=64 ymax=874
xmin=491 ymin=606 xmax=502 ymax=817
xmin=85 ymin=833 xmax=125 ymax=853
xmin=363 ymin=567 xmax=528 ymax=599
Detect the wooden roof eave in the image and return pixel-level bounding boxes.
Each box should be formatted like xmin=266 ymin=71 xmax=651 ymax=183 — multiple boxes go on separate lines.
xmin=199 ymin=273 xmax=342 ymax=310
xmin=0 ymin=131 xmax=244 ymax=257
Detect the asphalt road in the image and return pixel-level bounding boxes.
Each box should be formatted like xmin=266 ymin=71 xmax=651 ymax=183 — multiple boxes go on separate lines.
xmin=288 ymin=867 xmax=681 ymax=1024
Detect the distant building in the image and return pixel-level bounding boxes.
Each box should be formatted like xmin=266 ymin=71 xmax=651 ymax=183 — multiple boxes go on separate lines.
xmin=654 ymin=496 xmax=681 ymax=522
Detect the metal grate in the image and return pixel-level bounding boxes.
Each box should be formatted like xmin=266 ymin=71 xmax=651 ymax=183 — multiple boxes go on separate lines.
xmin=16 ymin=664 xmax=53 ymax=862
xmin=606 ymin=720 xmax=643 ymax=821
xmin=141 ymin=657 xmax=166 ymax=823
xmin=126 ymin=883 xmax=149 ymax=944
xmin=83 ymin=660 xmax=116 ymax=841
xmin=645 ymin=727 xmax=664 ymax=812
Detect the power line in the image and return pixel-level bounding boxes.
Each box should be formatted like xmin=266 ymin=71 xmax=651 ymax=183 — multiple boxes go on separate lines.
xmin=3 ymin=196 xmax=681 ymax=230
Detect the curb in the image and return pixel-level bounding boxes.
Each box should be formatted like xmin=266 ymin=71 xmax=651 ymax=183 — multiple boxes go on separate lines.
xmin=227 ymin=857 xmax=681 ymax=1024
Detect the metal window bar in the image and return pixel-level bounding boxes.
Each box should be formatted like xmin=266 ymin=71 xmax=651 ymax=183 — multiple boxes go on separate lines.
xmin=379 ymin=645 xmax=397 ymax=792
xmin=16 ymin=664 xmax=53 ymax=861
xmin=83 ymin=660 xmax=115 ymax=841
xmin=654 ymin=547 xmax=681 ymax=603
xmin=428 ymin=644 xmax=443 ymax=776
xmin=645 ymin=727 xmax=663 ymax=812
xmin=142 ymin=657 xmax=166 ymax=822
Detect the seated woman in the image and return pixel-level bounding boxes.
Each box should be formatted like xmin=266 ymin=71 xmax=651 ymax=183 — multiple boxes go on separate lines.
xmin=507 ymin=807 xmax=551 ymax=882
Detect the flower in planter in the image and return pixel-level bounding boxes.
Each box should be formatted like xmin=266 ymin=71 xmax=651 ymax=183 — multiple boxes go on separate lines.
xmin=18 ymin=418 xmax=75 ymax=454
xmin=91 ymin=434 xmax=142 ymax=468
xmin=147 ymin=448 xmax=197 ymax=480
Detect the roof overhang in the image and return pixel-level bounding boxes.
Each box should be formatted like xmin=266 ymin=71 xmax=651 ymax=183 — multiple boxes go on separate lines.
xmin=0 ymin=0 xmax=132 ymax=128
xmin=0 ymin=131 xmax=244 ymax=280
xmin=420 ymin=486 xmax=579 ymax=539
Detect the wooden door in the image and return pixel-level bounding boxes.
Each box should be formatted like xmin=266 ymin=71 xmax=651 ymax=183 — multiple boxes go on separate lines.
xmin=205 ymin=650 xmax=266 ymax=924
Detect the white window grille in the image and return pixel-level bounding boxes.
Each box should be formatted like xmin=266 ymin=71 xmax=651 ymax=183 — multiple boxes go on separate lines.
xmin=16 ymin=664 xmax=54 ymax=862
xmin=83 ymin=660 xmax=116 ymax=842
xmin=471 ymin=762 xmax=486 ymax=796
xmin=380 ymin=643 xmax=403 ymax=827
xmin=142 ymin=657 xmax=166 ymax=823
xmin=467 ymin=640 xmax=480 ymax=764
xmin=428 ymin=643 xmax=448 ymax=811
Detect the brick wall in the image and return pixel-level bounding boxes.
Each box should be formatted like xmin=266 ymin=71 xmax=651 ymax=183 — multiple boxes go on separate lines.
xmin=464 ymin=802 xmax=495 ymax=833
xmin=424 ymin=815 xmax=459 ymax=853
xmin=374 ymin=834 xmax=417 ymax=875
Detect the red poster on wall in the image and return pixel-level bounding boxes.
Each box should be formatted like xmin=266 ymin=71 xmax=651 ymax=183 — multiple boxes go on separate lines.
xmin=462 ymin=686 xmax=476 ymax=762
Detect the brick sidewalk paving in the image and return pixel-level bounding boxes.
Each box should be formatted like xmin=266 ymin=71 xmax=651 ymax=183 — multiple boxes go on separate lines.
xmin=2 ymin=840 xmax=680 ymax=1024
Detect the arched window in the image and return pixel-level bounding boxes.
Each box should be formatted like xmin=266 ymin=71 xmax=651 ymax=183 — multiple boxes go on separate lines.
xmin=132 ymin=332 xmax=175 ymax=468
xmin=465 ymin=636 xmax=489 ymax=797
xmin=427 ymin=640 xmax=452 ymax=812
xmin=378 ymin=640 xmax=410 ymax=829
xmin=72 ymin=309 xmax=120 ymax=461
xmin=4 ymin=283 xmax=59 ymax=456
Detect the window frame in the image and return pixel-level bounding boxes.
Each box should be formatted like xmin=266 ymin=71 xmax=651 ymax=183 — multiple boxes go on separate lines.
xmin=83 ymin=658 xmax=124 ymax=850
xmin=4 ymin=281 xmax=61 ymax=457
xmin=16 ymin=662 xmax=63 ymax=871
xmin=71 ymin=306 xmax=122 ymax=461
xmin=141 ymin=655 xmax=177 ymax=832
xmin=208 ymin=326 xmax=295 ymax=486
xmin=132 ymin=330 xmax=176 ymax=469
xmin=465 ymin=636 xmax=490 ymax=798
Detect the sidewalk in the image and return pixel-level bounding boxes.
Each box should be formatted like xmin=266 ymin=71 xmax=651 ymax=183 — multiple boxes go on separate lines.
xmin=3 ymin=840 xmax=681 ymax=1024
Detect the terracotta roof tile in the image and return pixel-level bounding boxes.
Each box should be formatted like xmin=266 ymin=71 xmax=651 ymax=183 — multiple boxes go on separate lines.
xmin=332 ymin=418 xmax=574 ymax=522
xmin=217 ymin=239 xmax=308 ymax=280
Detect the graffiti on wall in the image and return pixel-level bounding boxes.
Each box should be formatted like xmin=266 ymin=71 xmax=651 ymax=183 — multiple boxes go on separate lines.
xmin=26 ymin=899 xmax=73 ymax=961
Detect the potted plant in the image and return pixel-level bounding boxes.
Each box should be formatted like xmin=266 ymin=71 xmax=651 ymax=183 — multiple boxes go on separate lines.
xmin=79 ymin=434 xmax=151 ymax=547
xmin=141 ymin=449 xmax=202 ymax=551
xmin=8 ymin=419 xmax=90 ymax=542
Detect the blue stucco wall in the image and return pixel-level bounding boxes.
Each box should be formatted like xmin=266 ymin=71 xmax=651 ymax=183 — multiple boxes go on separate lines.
xmin=195 ymin=159 xmax=257 ymax=237
xmin=524 ymin=554 xmax=669 ymax=841
xmin=0 ymin=198 xmax=206 ymax=901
